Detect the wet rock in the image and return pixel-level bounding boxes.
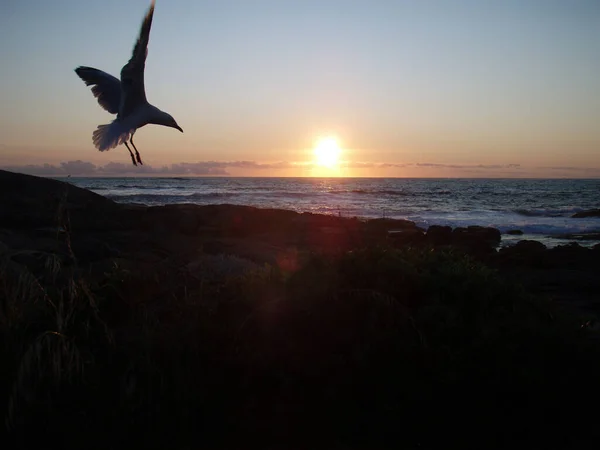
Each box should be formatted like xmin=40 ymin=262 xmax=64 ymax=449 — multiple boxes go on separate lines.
xmin=363 ymin=217 xmax=420 ymax=233
xmin=515 ymin=240 xmax=547 ymax=252
xmin=496 ymin=240 xmax=547 ymax=267
xmin=547 ymin=243 xmax=596 ymax=268
xmin=389 ymin=229 xmax=426 ymax=247
xmin=448 ymin=226 xmax=501 ymax=260
xmin=426 ymin=225 xmax=453 ymax=246
xmin=572 ymin=209 xmax=600 ymax=218
xmin=452 ymin=226 xmax=501 ymax=246
xmin=507 ymin=229 xmax=524 ymax=235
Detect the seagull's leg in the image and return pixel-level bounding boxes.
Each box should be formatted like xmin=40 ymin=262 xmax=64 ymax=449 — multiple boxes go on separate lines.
xmin=124 ymin=142 xmax=137 ymax=166
xmin=130 ymin=135 xmax=143 ymax=165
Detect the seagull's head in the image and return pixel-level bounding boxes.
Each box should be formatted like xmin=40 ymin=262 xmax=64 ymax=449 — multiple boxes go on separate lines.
xmin=152 ymin=109 xmax=183 ymax=132
xmin=157 ymin=111 xmax=183 ymax=133
xmin=166 ymin=114 xmax=183 ymax=133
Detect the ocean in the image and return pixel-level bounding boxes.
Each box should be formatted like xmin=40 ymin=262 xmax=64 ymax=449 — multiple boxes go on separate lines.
xmin=62 ymin=177 xmax=600 ymax=248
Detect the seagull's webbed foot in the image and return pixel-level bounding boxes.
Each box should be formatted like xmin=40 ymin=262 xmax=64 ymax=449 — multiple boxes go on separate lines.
xmin=124 ymin=142 xmax=137 ymax=166
xmin=130 ymin=137 xmax=143 ymax=165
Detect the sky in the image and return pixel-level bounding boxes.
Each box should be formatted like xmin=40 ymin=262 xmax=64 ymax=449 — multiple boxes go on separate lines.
xmin=0 ymin=0 xmax=599 ymax=177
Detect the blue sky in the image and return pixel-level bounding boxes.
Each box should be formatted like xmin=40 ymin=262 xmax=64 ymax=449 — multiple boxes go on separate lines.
xmin=1 ymin=0 xmax=599 ymax=177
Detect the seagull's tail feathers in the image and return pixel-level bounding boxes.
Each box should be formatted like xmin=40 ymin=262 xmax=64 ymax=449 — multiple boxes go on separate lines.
xmin=92 ymin=120 xmax=132 ymax=151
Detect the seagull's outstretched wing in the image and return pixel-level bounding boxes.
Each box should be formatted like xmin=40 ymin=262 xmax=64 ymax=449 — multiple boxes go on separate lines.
xmin=119 ymin=0 xmax=155 ymax=117
xmin=75 ymin=66 xmax=121 ymax=114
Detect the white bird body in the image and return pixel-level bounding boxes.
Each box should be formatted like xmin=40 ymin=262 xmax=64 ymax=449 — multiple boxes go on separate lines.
xmin=75 ymin=1 xmax=182 ymax=166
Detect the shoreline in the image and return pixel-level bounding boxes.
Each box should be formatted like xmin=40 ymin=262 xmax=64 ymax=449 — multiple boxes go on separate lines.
xmin=63 ymin=175 xmax=600 ymax=249
xmin=2 ymin=169 xmax=599 ymax=309
xmin=2 ymin=169 xmax=599 ymax=255
xmin=107 ymin=197 xmax=600 ymax=249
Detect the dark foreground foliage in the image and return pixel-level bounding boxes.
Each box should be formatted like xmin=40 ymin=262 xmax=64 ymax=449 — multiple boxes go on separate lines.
xmin=2 ymin=241 xmax=600 ymax=449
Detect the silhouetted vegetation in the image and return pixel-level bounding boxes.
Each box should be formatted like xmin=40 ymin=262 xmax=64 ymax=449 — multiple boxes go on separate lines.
xmin=2 ymin=232 xmax=600 ymax=449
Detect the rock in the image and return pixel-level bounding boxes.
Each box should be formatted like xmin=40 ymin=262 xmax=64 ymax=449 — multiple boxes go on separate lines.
xmin=572 ymin=209 xmax=600 ymax=218
xmin=507 ymin=229 xmax=524 ymax=235
xmin=547 ymin=243 xmax=595 ymax=268
xmin=297 ymin=212 xmax=348 ymax=230
xmin=0 ymin=169 xmax=121 ymax=231
xmin=514 ymin=240 xmax=547 ymax=252
xmin=389 ymin=229 xmax=426 ymax=247
xmin=495 ymin=240 xmax=547 ymax=267
xmin=363 ymin=217 xmax=419 ymax=233
xmin=468 ymin=225 xmax=501 ymax=244
xmin=426 ymin=225 xmax=453 ymax=246
xmin=142 ymin=204 xmax=201 ymax=235
xmin=452 ymin=226 xmax=501 ymax=246
xmin=447 ymin=226 xmax=501 ymax=259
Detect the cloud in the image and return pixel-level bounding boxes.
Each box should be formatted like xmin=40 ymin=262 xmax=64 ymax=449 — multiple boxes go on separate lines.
xmin=4 ymin=159 xmax=597 ymax=178
xmin=96 ymin=162 xmax=162 ymax=175
xmin=414 ymin=163 xmax=521 ymax=170
xmin=546 ymin=166 xmax=600 ymax=172
xmin=164 ymin=162 xmax=229 ymax=175
xmin=340 ymin=161 xmax=377 ymax=169
xmin=337 ymin=162 xmax=521 ymax=171
xmin=0 ymin=160 xmax=299 ymax=177
xmin=2 ymin=163 xmax=64 ymax=176
xmin=61 ymin=160 xmax=97 ymax=174
xmin=538 ymin=166 xmax=600 ymax=177
xmin=201 ymin=160 xmax=298 ymax=170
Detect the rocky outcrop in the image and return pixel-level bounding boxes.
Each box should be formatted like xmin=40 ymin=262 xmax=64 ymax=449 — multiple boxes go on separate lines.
xmin=496 ymin=240 xmax=547 ymax=267
xmin=571 ymin=209 xmax=600 ymax=219
xmin=443 ymin=225 xmax=502 ymax=259
xmin=572 ymin=209 xmax=600 ymax=218
xmin=389 ymin=229 xmax=426 ymax=247
xmin=426 ymin=225 xmax=453 ymax=246
xmin=451 ymin=226 xmax=501 ymax=246
xmin=0 ymin=169 xmax=122 ymax=230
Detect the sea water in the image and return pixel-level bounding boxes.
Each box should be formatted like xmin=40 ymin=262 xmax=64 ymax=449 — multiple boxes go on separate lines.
xmin=62 ymin=177 xmax=600 ymax=248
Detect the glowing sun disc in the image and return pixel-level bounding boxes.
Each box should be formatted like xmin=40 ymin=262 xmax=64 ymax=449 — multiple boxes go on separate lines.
xmin=314 ymin=137 xmax=341 ymax=168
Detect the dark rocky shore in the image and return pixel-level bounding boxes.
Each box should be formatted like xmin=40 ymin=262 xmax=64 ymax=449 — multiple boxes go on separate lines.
xmin=2 ymin=169 xmax=599 ymax=313
xmin=2 ymin=169 xmax=600 ymax=449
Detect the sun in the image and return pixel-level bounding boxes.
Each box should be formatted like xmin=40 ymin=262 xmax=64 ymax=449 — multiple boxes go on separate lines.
xmin=314 ymin=137 xmax=341 ymax=168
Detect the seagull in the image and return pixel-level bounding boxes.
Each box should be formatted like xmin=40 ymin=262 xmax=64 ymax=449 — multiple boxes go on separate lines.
xmin=74 ymin=0 xmax=182 ymax=166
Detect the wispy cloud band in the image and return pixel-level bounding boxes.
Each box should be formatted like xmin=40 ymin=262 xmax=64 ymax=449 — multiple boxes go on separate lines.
xmin=1 ymin=160 xmax=598 ymax=177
